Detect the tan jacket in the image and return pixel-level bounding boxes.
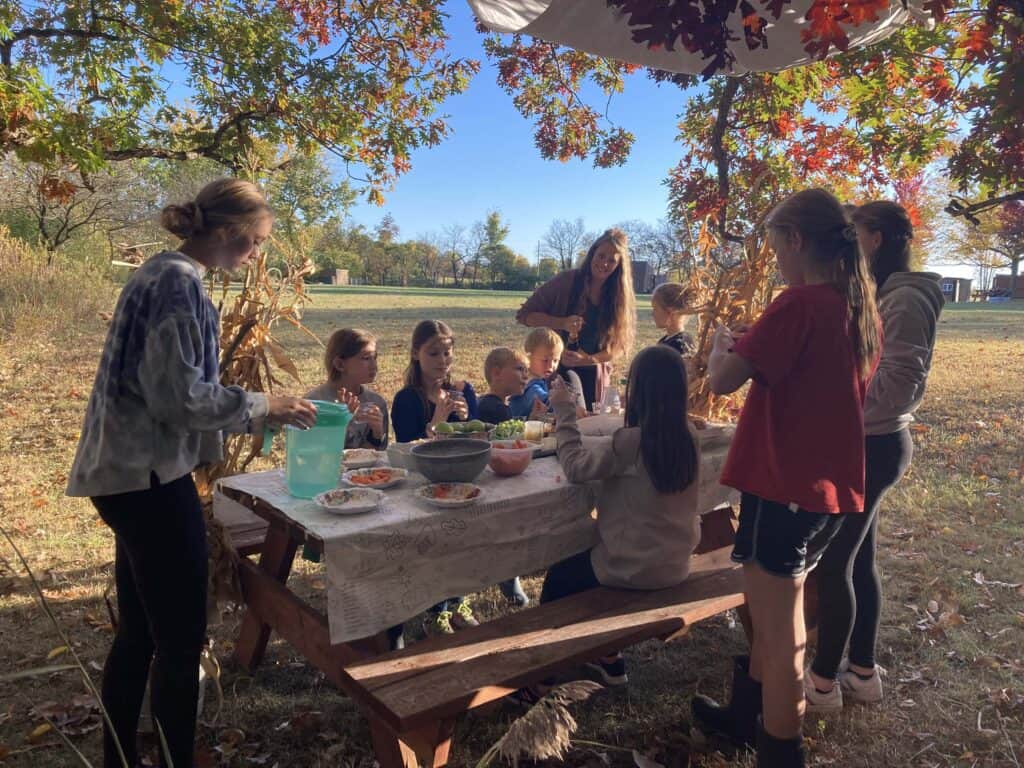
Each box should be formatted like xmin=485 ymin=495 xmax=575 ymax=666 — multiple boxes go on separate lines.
xmin=554 ymin=401 xmax=701 ymax=589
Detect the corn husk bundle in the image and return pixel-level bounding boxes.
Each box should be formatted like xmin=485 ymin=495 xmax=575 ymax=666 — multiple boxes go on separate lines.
xmin=476 ymin=681 xmax=603 ymax=767
xmin=686 ymin=217 xmax=777 ymax=421
xmin=194 ymin=235 xmax=319 ymax=611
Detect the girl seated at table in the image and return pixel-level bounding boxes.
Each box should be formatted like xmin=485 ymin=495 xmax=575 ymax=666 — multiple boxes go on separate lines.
xmin=391 ymin=320 xmax=480 ymax=634
xmin=305 ymin=328 xmax=389 ymax=449
xmin=534 ymin=344 xmax=702 ymax=691
xmin=392 ymin=320 xmax=478 ymax=442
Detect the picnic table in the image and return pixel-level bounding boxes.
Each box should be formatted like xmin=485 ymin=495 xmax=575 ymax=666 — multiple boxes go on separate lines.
xmin=214 ymin=421 xmax=744 ymax=766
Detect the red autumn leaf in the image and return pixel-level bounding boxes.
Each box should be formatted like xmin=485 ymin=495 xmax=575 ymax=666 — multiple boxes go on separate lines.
xmin=802 ymin=0 xmax=851 ymax=58
xmin=963 ymin=22 xmax=996 ymax=62
xmin=802 ymin=0 xmax=889 ymax=59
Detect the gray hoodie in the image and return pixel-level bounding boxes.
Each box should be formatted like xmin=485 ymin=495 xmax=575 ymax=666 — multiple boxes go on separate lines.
xmin=864 ymin=272 xmax=945 ymax=436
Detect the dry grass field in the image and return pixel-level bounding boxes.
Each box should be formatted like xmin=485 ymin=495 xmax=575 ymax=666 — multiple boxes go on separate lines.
xmin=1 ymin=280 xmax=1022 ymax=767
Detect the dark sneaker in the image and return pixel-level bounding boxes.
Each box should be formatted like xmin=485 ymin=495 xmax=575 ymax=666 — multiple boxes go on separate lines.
xmin=585 ymin=654 xmax=628 ymax=686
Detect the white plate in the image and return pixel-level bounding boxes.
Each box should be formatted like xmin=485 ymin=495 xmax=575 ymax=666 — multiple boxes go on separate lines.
xmin=343 ymin=448 xmax=385 ymax=469
xmin=417 ymin=483 xmax=484 ymax=509
xmin=313 ymin=488 xmax=383 ymax=515
xmin=341 ymin=467 xmax=409 ymax=489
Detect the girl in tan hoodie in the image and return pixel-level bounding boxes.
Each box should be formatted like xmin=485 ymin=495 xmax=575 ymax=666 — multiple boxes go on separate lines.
xmin=542 ymin=344 xmax=702 ymax=688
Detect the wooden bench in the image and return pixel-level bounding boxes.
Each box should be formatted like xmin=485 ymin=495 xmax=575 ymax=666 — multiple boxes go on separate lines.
xmin=217 ymin=497 xmax=748 ymax=767
xmin=340 ymin=545 xmax=746 ymax=768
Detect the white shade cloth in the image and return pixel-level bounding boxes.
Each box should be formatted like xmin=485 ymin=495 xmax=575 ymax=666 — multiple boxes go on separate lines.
xmin=469 ymin=0 xmax=927 ymax=74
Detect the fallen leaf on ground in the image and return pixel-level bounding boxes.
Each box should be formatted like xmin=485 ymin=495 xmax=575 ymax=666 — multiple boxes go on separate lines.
xmin=46 ymin=645 xmax=69 ymax=660
xmin=28 ymin=723 xmax=52 ymax=743
xmin=973 ymin=572 xmax=1022 ymax=589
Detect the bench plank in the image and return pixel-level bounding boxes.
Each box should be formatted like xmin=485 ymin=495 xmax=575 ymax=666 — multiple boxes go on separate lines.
xmin=343 ymin=549 xmax=744 ymax=731
xmin=345 ymin=546 xmax=735 ymax=691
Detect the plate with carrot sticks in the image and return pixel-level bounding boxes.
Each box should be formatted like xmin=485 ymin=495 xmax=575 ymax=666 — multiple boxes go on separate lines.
xmin=341 ymin=467 xmax=408 ymax=489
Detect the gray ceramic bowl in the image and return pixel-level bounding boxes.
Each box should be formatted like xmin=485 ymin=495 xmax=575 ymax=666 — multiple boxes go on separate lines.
xmin=411 ymin=439 xmax=492 ymax=483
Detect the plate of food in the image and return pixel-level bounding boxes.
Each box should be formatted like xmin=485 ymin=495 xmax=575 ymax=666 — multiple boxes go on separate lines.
xmin=343 ymin=448 xmax=384 ymax=469
xmin=313 ymin=487 xmax=384 ymax=515
xmin=417 ymin=482 xmax=484 ymax=509
xmin=342 ymin=467 xmax=408 ymax=489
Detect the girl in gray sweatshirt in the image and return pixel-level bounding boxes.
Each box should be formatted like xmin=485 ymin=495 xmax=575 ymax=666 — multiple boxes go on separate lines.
xmin=806 ymin=201 xmax=944 ymax=712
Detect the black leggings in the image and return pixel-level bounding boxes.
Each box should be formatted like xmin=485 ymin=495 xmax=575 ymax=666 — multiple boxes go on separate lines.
xmin=92 ymin=473 xmax=208 ymax=768
xmin=812 ymin=430 xmax=913 ymax=679
xmin=541 ymin=549 xmax=600 ymax=604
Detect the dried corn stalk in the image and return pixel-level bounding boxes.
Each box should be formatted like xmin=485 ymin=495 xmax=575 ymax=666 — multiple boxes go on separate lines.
xmin=194 ymin=235 xmax=319 ymax=610
xmin=687 ymin=216 xmax=777 ymax=421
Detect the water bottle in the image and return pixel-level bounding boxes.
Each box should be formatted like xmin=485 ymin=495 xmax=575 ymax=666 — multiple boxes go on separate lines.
xmin=601 ymin=384 xmax=621 ymax=414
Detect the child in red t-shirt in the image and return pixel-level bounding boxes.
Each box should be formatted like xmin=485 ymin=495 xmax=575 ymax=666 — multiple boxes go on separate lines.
xmin=691 ymin=189 xmax=881 ymax=767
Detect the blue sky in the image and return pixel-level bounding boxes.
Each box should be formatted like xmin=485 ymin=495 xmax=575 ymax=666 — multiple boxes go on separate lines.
xmin=339 ymin=4 xmax=980 ymax=280
xmin=343 ymin=3 xmax=691 ymax=258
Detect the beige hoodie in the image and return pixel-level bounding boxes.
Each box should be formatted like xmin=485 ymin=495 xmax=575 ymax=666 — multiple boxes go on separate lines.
xmin=864 ymin=272 xmax=945 ymax=436
xmin=554 ymin=401 xmax=701 ymax=589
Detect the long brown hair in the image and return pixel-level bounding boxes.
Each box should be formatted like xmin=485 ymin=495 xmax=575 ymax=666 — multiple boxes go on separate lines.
xmin=851 ymin=201 xmax=914 ymax=290
xmin=766 ymin=189 xmax=881 ymax=379
xmin=160 ymin=178 xmax=272 ymax=241
xmin=624 ymin=345 xmax=697 ymax=494
xmin=403 ymin=320 xmax=454 ymax=390
xmin=324 ymin=328 xmax=376 ymax=383
xmin=576 ymin=228 xmax=636 ymax=358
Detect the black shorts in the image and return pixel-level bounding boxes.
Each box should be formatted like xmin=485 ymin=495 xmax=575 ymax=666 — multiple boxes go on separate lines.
xmin=731 ymin=493 xmax=843 ymax=578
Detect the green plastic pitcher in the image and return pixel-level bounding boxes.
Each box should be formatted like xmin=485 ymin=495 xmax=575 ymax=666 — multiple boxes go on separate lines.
xmin=281 ymin=400 xmax=352 ymax=498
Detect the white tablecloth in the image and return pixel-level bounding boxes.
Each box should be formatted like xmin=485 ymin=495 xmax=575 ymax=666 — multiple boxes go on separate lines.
xmin=215 ymin=428 xmax=737 ymax=643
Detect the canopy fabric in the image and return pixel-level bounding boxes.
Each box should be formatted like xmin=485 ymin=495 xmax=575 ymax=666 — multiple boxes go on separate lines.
xmin=468 ymin=0 xmax=925 ymax=75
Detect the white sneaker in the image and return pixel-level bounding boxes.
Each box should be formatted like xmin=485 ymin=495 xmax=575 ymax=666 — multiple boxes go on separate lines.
xmin=838 ymin=662 xmax=883 ymax=704
xmin=803 ymin=670 xmax=843 ymax=713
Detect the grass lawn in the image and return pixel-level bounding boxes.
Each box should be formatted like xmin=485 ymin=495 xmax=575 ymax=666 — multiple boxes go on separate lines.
xmin=0 ymin=285 xmax=1021 ymax=767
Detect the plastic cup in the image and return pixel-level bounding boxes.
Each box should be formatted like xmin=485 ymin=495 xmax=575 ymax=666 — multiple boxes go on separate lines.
xmin=524 ymin=420 xmax=544 ymax=442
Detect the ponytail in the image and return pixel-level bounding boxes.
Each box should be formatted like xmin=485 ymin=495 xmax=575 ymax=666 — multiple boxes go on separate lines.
xmin=835 ymin=228 xmax=881 ymax=380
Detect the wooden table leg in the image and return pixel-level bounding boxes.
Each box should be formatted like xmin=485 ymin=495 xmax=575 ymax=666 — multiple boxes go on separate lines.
xmin=234 ymin=524 xmax=299 ymax=671
xmin=370 ymin=717 xmax=456 ymax=768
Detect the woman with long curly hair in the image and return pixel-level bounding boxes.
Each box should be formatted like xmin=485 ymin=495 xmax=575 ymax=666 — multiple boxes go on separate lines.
xmin=516 ymin=228 xmax=636 ymax=409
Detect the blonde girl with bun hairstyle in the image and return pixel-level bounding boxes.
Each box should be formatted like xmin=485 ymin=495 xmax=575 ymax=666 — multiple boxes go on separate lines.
xmin=651 ymin=282 xmax=697 ymax=356
xmin=67 ymin=178 xmax=316 ymax=768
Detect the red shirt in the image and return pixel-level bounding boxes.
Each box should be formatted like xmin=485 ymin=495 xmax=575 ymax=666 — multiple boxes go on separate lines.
xmin=720 ymin=284 xmax=874 ymax=514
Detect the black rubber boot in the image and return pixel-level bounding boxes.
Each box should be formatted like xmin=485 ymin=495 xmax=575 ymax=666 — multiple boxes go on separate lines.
xmin=756 ymin=718 xmax=807 ymax=768
xmin=691 ymin=655 xmax=762 ymax=750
